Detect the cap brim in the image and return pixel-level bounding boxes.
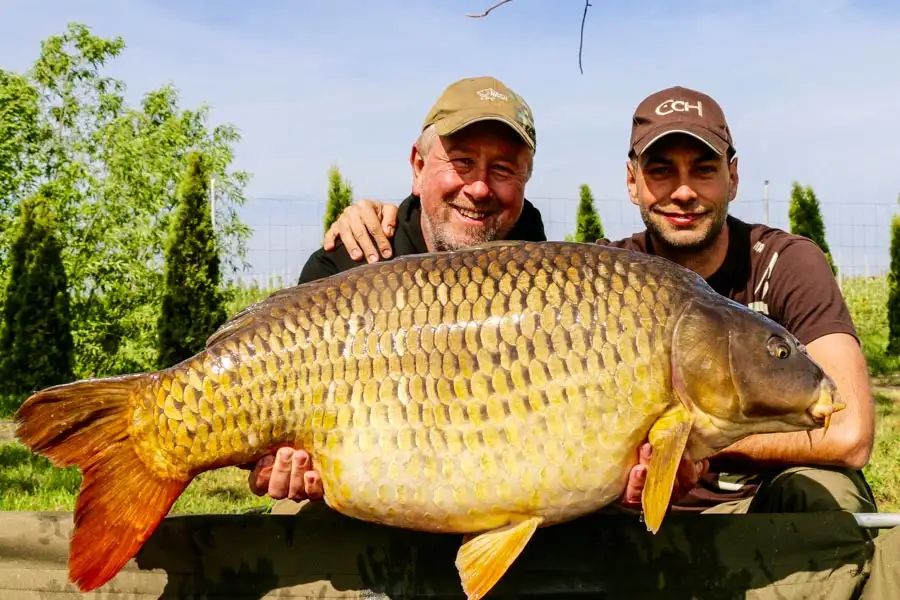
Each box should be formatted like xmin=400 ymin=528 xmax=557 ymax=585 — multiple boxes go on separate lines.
xmin=633 ymin=124 xmax=730 ymax=157
xmin=433 ymin=109 xmax=535 ymax=152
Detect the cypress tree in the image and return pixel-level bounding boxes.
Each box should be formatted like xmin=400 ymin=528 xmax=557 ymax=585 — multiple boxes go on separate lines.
xmin=575 ymin=184 xmax=604 ymax=243
xmin=787 ymin=182 xmax=837 ymax=275
xmin=323 ymin=164 xmax=353 ymax=231
xmin=0 ymin=191 xmax=74 ymax=400
xmin=157 ymin=151 xmax=227 ymax=367
xmin=887 ymin=213 xmax=900 ymax=355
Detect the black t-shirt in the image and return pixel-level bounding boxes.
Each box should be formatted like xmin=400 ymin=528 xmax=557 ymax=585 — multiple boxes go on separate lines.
xmin=600 ymin=215 xmax=859 ymax=509
xmin=297 ymin=194 xmax=548 ymax=284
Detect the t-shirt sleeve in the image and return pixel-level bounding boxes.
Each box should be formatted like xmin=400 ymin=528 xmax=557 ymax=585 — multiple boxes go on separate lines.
xmin=766 ymin=239 xmax=858 ymax=346
xmin=297 ymin=241 xmax=371 ymax=285
xmin=297 ymin=248 xmax=340 ymax=285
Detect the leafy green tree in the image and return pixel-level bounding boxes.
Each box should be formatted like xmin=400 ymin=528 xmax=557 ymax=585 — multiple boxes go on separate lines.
xmin=0 ymin=70 xmax=42 ymax=230
xmin=0 ymin=23 xmax=251 ymax=377
xmin=888 ymin=209 xmax=900 ymax=355
xmin=324 ymin=164 xmax=353 ymax=231
xmin=575 ymin=184 xmax=604 ymax=243
xmin=787 ymin=182 xmax=837 ymax=275
xmin=0 ymin=192 xmax=74 ymax=402
xmin=157 ymin=152 xmax=227 ymax=367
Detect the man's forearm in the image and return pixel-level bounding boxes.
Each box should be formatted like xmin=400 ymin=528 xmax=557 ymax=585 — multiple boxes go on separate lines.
xmin=708 ymin=429 xmax=850 ymax=473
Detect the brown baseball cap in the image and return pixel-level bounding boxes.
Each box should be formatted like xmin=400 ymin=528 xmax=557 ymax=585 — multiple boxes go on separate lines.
xmin=629 ymin=86 xmax=735 ymax=157
xmin=421 ymin=76 xmax=537 ymax=152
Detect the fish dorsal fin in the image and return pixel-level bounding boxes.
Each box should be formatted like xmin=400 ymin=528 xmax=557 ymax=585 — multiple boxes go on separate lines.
xmin=205 ymin=284 xmax=304 ymax=348
xmin=458 ymin=240 xmax=530 ymax=252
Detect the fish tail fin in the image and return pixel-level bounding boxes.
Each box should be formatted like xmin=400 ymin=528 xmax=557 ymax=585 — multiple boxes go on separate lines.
xmin=14 ymin=375 xmax=189 ymax=592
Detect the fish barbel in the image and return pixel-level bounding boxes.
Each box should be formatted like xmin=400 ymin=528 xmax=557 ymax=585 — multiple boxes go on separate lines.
xmin=14 ymin=241 xmax=843 ymax=599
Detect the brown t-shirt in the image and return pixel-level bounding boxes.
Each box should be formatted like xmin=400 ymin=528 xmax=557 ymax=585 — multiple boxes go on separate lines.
xmin=598 ymin=215 xmax=859 ymax=509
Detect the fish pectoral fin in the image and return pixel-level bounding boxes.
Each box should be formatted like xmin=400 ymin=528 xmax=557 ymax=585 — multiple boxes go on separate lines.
xmin=455 ymin=515 xmax=543 ymax=600
xmin=642 ymin=405 xmax=693 ymax=535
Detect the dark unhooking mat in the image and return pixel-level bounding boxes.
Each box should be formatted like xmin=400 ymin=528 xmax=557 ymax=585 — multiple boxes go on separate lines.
xmin=0 ymin=503 xmax=880 ymax=599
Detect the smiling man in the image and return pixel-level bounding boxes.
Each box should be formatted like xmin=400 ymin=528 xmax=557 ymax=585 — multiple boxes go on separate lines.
xmin=292 ymin=75 xmax=545 ymax=277
xmin=245 ymin=75 xmax=547 ymax=507
xmin=607 ymin=86 xmax=877 ymax=522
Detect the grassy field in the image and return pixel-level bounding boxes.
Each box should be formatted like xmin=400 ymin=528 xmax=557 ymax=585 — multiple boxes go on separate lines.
xmin=865 ymin=390 xmax=900 ymax=511
xmin=0 ymin=274 xmax=898 ymax=514
xmin=0 ymin=441 xmax=272 ymax=513
xmin=842 ymin=274 xmax=900 ymax=376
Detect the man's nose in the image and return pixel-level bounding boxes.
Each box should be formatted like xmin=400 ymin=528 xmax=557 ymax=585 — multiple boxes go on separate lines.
xmin=671 ymin=183 xmax=698 ymax=202
xmin=464 ymin=179 xmax=491 ymax=201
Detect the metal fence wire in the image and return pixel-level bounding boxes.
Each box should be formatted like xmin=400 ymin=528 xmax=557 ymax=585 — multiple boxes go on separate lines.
xmin=228 ymin=195 xmax=895 ymax=290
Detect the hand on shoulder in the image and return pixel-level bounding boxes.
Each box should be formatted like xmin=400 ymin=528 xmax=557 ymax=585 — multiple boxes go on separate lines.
xmin=323 ymin=199 xmax=399 ymax=263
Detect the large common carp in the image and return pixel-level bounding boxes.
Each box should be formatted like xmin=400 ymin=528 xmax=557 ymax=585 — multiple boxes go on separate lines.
xmin=15 ymin=241 xmax=842 ymax=599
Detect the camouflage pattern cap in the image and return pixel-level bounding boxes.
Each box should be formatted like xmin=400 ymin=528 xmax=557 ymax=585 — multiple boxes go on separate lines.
xmin=422 ymin=76 xmax=537 ymax=152
xmin=630 ymin=86 xmax=735 ymax=158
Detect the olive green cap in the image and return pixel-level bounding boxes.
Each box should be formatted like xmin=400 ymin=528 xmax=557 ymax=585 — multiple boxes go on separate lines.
xmin=421 ymin=76 xmax=537 ymax=152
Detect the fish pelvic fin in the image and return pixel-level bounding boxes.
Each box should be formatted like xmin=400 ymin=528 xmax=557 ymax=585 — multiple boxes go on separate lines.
xmin=642 ymin=404 xmax=693 ymax=534
xmin=455 ymin=515 xmax=543 ymax=600
xmin=14 ymin=375 xmax=189 ymax=592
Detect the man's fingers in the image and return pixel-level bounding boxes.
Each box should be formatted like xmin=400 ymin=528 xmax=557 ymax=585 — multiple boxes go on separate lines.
xmin=287 ymin=450 xmax=312 ymax=500
xmin=248 ymin=455 xmax=274 ymax=496
xmin=639 ymin=442 xmax=652 ymax=465
xmin=380 ymin=204 xmax=399 ymax=238
xmin=334 ymin=216 xmax=365 ymax=262
xmin=304 ymin=470 xmax=324 ymax=500
xmin=266 ymin=447 xmax=295 ymax=500
xmin=622 ymin=464 xmax=647 ymax=505
xmin=699 ymin=459 xmax=710 ymax=479
xmin=345 ymin=208 xmax=381 ymax=263
xmin=323 ymin=223 xmax=339 ymax=251
xmin=360 ymin=206 xmax=392 ymax=260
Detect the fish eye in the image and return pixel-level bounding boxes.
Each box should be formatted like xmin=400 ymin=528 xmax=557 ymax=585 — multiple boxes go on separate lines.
xmin=766 ymin=335 xmax=792 ymax=359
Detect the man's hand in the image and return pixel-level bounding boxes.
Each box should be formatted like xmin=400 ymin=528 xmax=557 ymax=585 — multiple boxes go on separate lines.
xmin=323 ymin=199 xmax=400 ymax=263
xmin=247 ymin=447 xmax=324 ymax=502
xmin=619 ymin=443 xmax=709 ymax=509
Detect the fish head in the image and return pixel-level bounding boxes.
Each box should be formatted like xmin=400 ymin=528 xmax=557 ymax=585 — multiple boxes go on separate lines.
xmin=671 ymin=295 xmax=843 ymax=452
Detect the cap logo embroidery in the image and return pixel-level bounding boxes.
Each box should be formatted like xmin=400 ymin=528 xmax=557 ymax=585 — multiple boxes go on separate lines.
xmin=655 ymin=99 xmax=703 ymax=117
xmin=477 ymin=87 xmax=508 ymax=102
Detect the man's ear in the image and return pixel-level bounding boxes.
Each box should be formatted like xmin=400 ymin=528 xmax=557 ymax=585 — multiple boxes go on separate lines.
xmin=410 ymin=143 xmax=425 ymax=195
xmin=626 ymin=158 xmax=639 ymax=207
xmin=728 ymin=156 xmax=739 ymax=203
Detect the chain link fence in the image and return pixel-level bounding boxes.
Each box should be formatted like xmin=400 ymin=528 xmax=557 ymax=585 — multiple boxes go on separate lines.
xmin=229 ymin=196 xmax=895 ymax=289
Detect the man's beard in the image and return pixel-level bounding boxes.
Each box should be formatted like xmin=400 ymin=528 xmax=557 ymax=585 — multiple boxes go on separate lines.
xmin=639 ymin=203 xmax=729 ymax=255
xmin=421 ymin=206 xmax=503 ymax=252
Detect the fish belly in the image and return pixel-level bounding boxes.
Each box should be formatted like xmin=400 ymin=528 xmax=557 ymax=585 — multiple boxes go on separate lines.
xmin=313 ymin=383 xmax=667 ymax=533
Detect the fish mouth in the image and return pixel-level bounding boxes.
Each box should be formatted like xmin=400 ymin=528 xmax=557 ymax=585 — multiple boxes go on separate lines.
xmin=806 ymin=378 xmax=845 ymax=434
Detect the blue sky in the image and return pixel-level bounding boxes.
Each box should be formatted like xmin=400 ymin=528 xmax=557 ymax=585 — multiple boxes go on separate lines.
xmin=1 ymin=0 xmax=898 ymax=283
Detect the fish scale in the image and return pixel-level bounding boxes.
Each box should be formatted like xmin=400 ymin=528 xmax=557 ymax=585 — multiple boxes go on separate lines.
xmin=134 ymin=242 xmax=676 ymax=531
xmin=15 ymin=240 xmax=843 ymax=599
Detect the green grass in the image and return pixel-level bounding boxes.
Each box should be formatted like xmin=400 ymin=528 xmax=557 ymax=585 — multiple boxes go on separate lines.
xmin=0 ymin=441 xmax=272 ymax=513
xmin=863 ymin=391 xmax=900 ymax=512
xmin=841 ymin=275 xmax=900 ymax=376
